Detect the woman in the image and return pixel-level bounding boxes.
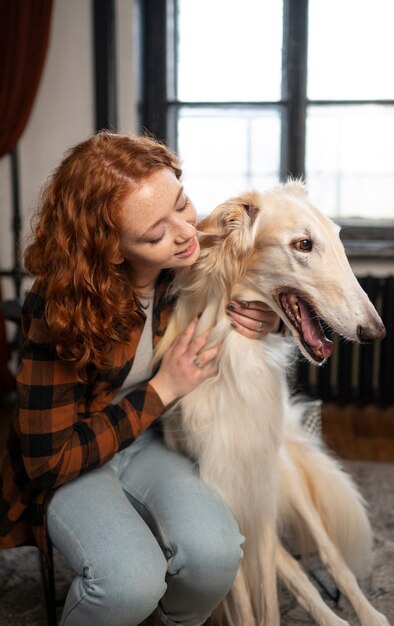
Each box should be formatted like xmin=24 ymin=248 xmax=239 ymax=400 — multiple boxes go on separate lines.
xmin=0 ymin=132 xmax=280 ymax=626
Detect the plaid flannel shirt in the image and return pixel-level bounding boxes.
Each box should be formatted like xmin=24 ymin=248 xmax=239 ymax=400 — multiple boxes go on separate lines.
xmin=0 ymin=271 xmax=175 ymax=558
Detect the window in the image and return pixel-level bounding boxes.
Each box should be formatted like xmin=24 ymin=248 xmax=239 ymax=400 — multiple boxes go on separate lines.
xmin=175 ymin=0 xmax=283 ymax=213
xmin=139 ymin=0 xmax=394 ymax=255
xmin=306 ymin=0 xmax=394 ymax=221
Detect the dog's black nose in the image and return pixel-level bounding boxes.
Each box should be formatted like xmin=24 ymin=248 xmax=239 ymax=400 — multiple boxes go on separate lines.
xmin=357 ymin=324 xmax=386 ymax=343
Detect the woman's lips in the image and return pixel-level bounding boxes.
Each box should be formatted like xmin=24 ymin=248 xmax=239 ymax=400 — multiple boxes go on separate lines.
xmin=175 ymin=237 xmax=198 ymax=258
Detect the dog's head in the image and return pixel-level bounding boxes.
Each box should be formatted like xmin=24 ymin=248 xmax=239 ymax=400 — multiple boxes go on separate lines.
xmin=197 ymin=181 xmax=385 ymax=364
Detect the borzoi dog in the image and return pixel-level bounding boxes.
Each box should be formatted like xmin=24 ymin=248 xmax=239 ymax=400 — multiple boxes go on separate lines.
xmin=153 ymin=181 xmax=390 ymax=626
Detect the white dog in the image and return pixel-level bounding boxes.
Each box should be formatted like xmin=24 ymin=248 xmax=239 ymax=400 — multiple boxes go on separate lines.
xmin=154 ymin=182 xmax=390 ymax=626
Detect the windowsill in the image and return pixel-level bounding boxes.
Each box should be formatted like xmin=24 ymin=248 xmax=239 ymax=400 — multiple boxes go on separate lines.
xmin=344 ymin=242 xmax=394 ymax=259
xmin=339 ymin=219 xmax=394 ymax=260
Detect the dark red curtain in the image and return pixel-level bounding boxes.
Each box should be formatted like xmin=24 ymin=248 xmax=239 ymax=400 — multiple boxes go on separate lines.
xmin=0 ymin=0 xmax=53 ymax=397
xmin=0 ymin=0 xmax=53 ymax=157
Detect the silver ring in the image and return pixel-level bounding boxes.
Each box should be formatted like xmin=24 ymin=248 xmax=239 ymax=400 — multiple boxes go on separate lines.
xmin=193 ymin=356 xmax=202 ymax=368
xmin=257 ymin=321 xmax=264 ymax=331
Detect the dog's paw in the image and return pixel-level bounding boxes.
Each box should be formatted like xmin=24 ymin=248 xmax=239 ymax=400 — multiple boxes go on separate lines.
xmin=360 ymin=609 xmax=391 ymax=626
xmin=373 ymin=613 xmax=391 ymax=626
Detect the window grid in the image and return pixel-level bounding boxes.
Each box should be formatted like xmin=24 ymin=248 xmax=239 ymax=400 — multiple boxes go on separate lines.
xmin=138 ymin=0 xmax=394 ymax=255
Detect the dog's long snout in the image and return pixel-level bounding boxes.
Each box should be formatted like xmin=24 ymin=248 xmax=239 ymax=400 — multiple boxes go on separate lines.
xmin=357 ymin=323 xmax=386 ymax=343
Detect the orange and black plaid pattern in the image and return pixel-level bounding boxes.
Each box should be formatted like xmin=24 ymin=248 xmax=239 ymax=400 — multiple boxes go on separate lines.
xmin=0 ymin=271 xmax=175 ymax=557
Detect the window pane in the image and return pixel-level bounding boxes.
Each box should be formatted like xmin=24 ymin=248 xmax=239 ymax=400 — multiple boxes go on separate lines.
xmin=306 ymin=105 xmax=394 ymax=219
xmin=177 ymin=0 xmax=283 ymax=103
xmin=308 ymin=0 xmax=394 ymax=100
xmin=177 ymin=107 xmax=281 ymax=215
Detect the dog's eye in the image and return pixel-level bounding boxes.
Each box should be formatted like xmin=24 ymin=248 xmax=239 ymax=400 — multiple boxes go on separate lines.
xmin=295 ymin=239 xmax=313 ymax=252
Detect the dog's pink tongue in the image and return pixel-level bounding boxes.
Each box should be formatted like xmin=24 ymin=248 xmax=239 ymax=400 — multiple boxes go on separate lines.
xmin=298 ymin=299 xmax=333 ymax=359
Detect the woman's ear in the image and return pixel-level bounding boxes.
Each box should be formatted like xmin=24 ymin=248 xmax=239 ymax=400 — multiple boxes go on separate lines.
xmin=113 ymin=254 xmax=125 ymax=264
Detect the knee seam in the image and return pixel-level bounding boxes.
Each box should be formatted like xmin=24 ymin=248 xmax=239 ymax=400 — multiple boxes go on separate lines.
xmin=47 ymin=506 xmax=93 ymax=578
xmin=121 ymin=484 xmax=175 ymax=561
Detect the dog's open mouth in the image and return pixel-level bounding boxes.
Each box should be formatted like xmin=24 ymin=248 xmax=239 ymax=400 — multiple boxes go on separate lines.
xmin=279 ymin=293 xmax=333 ymax=363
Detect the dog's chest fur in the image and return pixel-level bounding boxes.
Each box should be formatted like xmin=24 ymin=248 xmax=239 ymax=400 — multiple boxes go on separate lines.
xmin=163 ymin=331 xmax=294 ymax=533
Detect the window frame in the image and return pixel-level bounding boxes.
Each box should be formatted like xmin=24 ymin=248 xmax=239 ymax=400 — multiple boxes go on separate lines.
xmin=138 ymin=0 xmax=394 ymax=259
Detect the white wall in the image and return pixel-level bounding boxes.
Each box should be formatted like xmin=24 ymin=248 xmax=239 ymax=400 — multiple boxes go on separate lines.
xmin=0 ymin=0 xmax=137 ymax=302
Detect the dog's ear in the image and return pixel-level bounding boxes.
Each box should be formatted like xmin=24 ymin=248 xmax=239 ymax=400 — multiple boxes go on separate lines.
xmin=241 ymin=202 xmax=259 ymax=225
xmin=197 ymin=192 xmax=261 ymax=257
xmin=219 ymin=192 xmax=260 ymax=233
xmin=215 ymin=193 xmax=261 ymax=256
xmin=197 ymin=212 xmax=220 ymax=235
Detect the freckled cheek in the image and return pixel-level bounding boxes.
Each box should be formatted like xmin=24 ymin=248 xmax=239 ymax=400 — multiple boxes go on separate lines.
xmin=147 ymin=243 xmax=176 ymax=266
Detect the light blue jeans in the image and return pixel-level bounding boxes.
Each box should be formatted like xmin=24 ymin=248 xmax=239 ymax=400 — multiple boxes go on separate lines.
xmin=47 ymin=428 xmax=244 ymax=626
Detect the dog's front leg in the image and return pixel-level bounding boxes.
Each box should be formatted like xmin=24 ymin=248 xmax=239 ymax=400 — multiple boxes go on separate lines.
xmin=291 ymin=488 xmax=391 ymax=626
xmin=258 ymin=521 xmax=280 ymax=626
xmin=276 ymin=542 xmax=350 ymax=626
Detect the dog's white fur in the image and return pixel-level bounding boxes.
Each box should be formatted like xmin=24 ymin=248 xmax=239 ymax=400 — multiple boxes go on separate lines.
xmin=154 ymin=182 xmax=390 ymax=626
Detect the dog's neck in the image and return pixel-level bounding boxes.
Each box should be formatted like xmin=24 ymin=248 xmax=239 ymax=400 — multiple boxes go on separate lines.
xmin=154 ymin=248 xmax=271 ymax=364
xmin=172 ymin=267 xmax=270 ymax=342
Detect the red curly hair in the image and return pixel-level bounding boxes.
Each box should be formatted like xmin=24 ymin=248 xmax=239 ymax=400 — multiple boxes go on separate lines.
xmin=25 ymin=131 xmax=182 ymax=372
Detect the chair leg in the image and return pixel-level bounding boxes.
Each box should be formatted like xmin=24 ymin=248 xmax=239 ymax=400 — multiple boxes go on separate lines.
xmin=39 ymin=541 xmax=58 ymax=626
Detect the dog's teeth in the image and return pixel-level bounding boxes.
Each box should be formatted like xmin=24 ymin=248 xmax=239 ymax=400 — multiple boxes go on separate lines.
xmin=287 ymin=294 xmax=301 ymax=324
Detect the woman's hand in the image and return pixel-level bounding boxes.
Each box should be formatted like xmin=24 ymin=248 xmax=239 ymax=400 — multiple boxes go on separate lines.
xmin=150 ymin=317 xmax=220 ymax=406
xmin=226 ymin=300 xmax=281 ymax=340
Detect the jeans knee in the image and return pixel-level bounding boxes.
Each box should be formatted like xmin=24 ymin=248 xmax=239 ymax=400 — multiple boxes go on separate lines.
xmin=106 ymin=569 xmax=166 ymax=615
xmin=170 ymin=520 xmax=244 ymax=598
xmin=76 ymin=550 xmax=167 ymax=626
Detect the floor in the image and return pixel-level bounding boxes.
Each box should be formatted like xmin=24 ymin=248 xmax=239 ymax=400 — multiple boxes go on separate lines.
xmin=322 ymin=402 xmax=394 ymax=462
xmin=0 ymin=461 xmax=392 ymax=625
xmin=0 ymin=396 xmax=393 ymax=625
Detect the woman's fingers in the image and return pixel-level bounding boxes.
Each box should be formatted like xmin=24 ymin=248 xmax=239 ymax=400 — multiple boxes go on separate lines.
xmin=190 ymin=326 xmax=215 ymax=356
xmin=226 ymin=300 xmax=280 ymax=337
xmin=151 ymin=320 xmax=219 ymax=405
xmin=192 ymin=344 xmax=220 ymax=369
xmin=174 ymin=317 xmax=215 ymax=357
xmin=235 ymin=300 xmax=273 ymax=312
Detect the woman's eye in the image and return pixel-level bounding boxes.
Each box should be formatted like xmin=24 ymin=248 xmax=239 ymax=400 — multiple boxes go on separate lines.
xmin=148 ymin=233 xmax=165 ymax=245
xmin=177 ymin=198 xmax=190 ymax=213
xmin=294 ymin=238 xmax=313 ymax=252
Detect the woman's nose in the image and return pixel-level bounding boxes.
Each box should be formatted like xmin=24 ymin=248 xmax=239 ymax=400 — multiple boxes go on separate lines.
xmin=175 ymin=220 xmax=196 ymax=242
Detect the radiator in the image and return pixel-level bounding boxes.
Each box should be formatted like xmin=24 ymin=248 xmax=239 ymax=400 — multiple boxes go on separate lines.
xmin=295 ymin=276 xmax=394 ymax=406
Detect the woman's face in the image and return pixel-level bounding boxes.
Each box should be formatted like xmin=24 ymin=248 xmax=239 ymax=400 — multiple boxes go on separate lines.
xmin=118 ymin=168 xmax=200 ymax=288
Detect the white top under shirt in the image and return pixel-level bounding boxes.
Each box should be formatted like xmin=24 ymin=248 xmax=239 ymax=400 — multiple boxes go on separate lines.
xmin=112 ymin=292 xmax=154 ymax=404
